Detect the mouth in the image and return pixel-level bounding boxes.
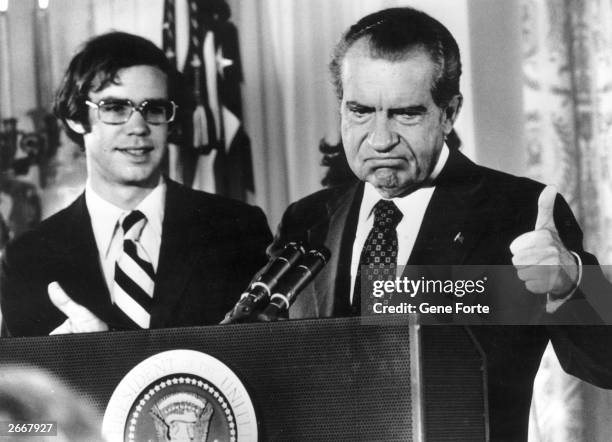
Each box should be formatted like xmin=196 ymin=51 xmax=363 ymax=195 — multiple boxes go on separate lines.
xmin=365 ymin=157 xmax=408 ymax=167
xmin=115 ymin=146 xmax=154 ymax=158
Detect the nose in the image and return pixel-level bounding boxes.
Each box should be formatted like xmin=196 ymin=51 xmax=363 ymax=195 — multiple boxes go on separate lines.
xmin=367 ymin=115 xmax=397 ymax=151
xmin=125 ymin=109 xmax=151 ymax=135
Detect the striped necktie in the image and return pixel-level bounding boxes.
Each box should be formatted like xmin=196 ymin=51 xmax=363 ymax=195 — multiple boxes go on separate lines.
xmin=113 ymin=210 xmax=155 ymax=328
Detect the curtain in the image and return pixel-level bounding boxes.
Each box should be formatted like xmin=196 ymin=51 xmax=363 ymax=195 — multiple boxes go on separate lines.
xmin=521 ymin=0 xmax=612 ymax=440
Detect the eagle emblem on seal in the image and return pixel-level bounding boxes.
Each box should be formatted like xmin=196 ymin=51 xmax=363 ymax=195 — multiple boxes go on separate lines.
xmin=149 ymin=392 xmax=214 ymax=442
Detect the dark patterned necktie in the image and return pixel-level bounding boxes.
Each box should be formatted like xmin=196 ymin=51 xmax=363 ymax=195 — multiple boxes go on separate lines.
xmin=352 ymin=200 xmax=403 ymax=315
xmin=113 ymin=210 xmax=155 ymax=328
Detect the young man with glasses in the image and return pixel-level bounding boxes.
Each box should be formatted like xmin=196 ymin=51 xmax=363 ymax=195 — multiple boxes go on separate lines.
xmin=0 ymin=32 xmax=272 ymax=337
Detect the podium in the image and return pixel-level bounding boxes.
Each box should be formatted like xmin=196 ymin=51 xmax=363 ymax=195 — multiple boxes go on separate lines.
xmin=0 ymin=317 xmax=487 ymax=441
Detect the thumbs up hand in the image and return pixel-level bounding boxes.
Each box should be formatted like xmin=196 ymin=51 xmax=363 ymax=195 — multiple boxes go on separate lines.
xmin=509 ymin=186 xmax=579 ymax=296
xmin=48 ymin=282 xmax=109 ymax=334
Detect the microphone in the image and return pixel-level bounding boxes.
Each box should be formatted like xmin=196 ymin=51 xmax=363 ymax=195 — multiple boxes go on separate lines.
xmin=220 ymin=242 xmax=305 ymax=324
xmin=256 ymin=248 xmax=331 ymax=322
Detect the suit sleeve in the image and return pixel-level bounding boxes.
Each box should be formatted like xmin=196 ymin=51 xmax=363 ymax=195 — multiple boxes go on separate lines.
xmin=243 ymin=205 xmax=274 ymax=270
xmin=544 ymin=194 xmax=611 ymax=323
xmin=546 ymin=194 xmax=612 ymax=387
xmin=266 ymin=195 xmax=331 ymax=259
xmin=0 ymin=238 xmax=63 ymax=337
xmin=226 ymin=205 xmax=273 ymax=296
xmin=267 ymin=201 xmax=302 ymax=258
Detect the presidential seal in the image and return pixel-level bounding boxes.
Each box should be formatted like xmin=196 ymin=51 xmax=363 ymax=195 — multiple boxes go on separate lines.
xmin=102 ymin=350 xmax=257 ymax=442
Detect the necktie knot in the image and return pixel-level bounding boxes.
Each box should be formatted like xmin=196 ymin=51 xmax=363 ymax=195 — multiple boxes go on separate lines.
xmin=121 ymin=210 xmax=146 ymax=241
xmin=373 ymin=200 xmax=403 ymax=229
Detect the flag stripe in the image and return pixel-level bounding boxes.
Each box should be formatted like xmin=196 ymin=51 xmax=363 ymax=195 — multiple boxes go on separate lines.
xmin=162 ymin=0 xmax=176 ymax=65
xmin=203 ymin=31 xmax=221 ymax=141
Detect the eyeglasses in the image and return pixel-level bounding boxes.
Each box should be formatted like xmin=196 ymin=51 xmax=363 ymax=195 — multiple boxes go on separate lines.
xmin=85 ymin=99 xmax=178 ymax=125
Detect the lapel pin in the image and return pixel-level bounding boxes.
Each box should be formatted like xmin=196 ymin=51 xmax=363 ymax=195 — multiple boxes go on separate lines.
xmin=453 ymin=232 xmax=464 ymax=244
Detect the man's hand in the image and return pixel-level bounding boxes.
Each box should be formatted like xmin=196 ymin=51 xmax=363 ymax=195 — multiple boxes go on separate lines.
xmin=48 ymin=282 xmax=109 ymax=334
xmin=509 ymin=185 xmax=579 ymax=296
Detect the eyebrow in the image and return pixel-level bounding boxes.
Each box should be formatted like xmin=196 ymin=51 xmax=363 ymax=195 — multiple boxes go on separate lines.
xmin=92 ymin=96 xmax=132 ymax=104
xmin=95 ymin=95 xmax=169 ymax=102
xmin=389 ymin=105 xmax=428 ymax=115
xmin=345 ymin=101 xmax=428 ymax=114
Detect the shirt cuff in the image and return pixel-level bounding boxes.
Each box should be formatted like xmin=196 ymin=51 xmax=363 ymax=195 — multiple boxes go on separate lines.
xmin=546 ymin=251 xmax=583 ymax=314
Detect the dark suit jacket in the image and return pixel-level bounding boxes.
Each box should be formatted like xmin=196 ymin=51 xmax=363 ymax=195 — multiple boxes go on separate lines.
xmin=271 ymin=149 xmax=612 ymax=441
xmin=0 ymin=180 xmax=272 ymax=337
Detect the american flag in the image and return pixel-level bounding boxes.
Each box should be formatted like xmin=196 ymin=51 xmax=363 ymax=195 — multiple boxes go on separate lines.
xmin=163 ymin=0 xmax=254 ymax=201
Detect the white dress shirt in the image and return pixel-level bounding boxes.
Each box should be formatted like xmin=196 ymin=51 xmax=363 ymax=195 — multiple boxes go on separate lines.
xmin=85 ymin=179 xmax=166 ymax=302
xmin=349 ymin=145 xmax=449 ymax=302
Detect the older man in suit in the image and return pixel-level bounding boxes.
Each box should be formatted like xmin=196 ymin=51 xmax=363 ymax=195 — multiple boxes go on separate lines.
xmin=0 ymin=32 xmax=272 ymax=337
xmin=271 ymin=7 xmax=612 ymax=441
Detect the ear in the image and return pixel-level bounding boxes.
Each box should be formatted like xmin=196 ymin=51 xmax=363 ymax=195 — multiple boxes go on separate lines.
xmin=65 ymin=119 xmax=86 ymax=135
xmin=442 ymin=94 xmax=463 ymax=134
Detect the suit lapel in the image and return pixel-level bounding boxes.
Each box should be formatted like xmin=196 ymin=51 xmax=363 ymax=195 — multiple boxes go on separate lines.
xmin=59 ymin=195 xmax=129 ymax=328
xmin=408 ymin=149 xmax=489 ymax=266
xmin=310 ymin=183 xmax=362 ymax=317
xmin=149 ymin=182 xmax=212 ymax=326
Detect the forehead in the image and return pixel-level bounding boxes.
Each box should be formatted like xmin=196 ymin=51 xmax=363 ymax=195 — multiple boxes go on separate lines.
xmin=89 ymin=65 xmax=168 ymax=100
xmin=340 ymin=41 xmax=437 ymax=107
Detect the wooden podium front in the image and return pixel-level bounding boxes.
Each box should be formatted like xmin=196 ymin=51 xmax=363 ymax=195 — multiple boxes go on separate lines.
xmin=0 ymin=318 xmax=487 ymax=441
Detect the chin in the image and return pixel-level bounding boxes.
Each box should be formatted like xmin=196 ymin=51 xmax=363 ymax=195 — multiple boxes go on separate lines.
xmin=371 ymin=177 xmax=422 ymax=198
xmin=121 ymin=173 xmax=160 ymax=187
xmin=370 ymin=168 xmax=405 ymax=186
xmin=122 ymin=166 xmax=160 ymax=181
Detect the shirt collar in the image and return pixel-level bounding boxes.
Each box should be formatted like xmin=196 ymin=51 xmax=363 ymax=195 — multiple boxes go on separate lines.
xmin=137 ymin=180 xmax=166 ymax=240
xmin=428 ymin=142 xmax=449 ymax=183
xmin=85 ymin=178 xmax=166 ymax=258
xmin=361 ymin=143 xmax=450 ymax=221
